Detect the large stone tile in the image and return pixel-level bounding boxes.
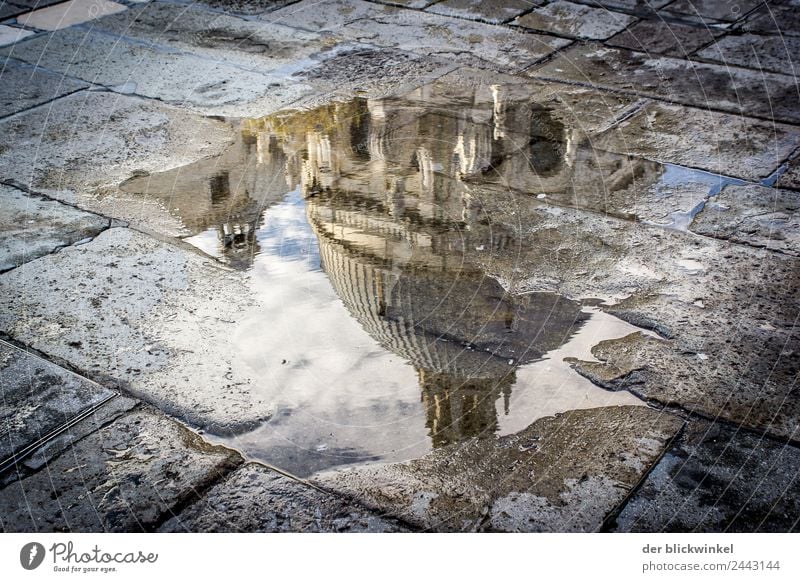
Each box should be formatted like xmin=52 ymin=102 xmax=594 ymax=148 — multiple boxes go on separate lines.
xmin=0 ymin=227 xmax=274 ymax=434
xmin=0 ymin=341 xmax=114 ymax=466
xmin=0 ymin=184 xmax=109 ymax=272
xmin=160 ymin=463 xmax=408 ymax=532
xmin=695 ymin=33 xmax=800 ymax=75
xmin=0 ymin=3 xmax=29 ymax=21
xmin=613 ymin=421 xmax=800 ymax=532
xmin=514 ymin=0 xmax=637 ymax=40
xmin=741 ymin=1 xmax=800 ymax=36
xmin=180 ymin=0 xmax=293 ymax=16
xmin=0 ymin=408 xmax=241 ymax=532
xmin=529 ymin=43 xmax=800 ymax=124
xmin=591 ymin=101 xmax=800 ymax=181
xmin=0 ymin=27 xmax=311 ymax=115
xmin=313 ymin=406 xmax=684 ymax=531
xmin=267 ymin=0 xmax=571 ymax=73
xmin=777 ymin=156 xmax=800 ymax=190
xmin=0 ymin=90 xmax=235 ymax=228
xmin=17 ymin=0 xmax=127 ymax=31
xmin=690 ymin=184 xmax=800 ymax=255
xmin=88 ymin=1 xmax=338 ymax=75
xmin=0 ymin=23 xmax=35 ymax=46
xmin=571 ymin=0 xmax=673 ymax=13
xmin=607 ymin=18 xmax=723 ymax=57
xmin=0 ymin=58 xmax=87 ymax=118
xmin=662 ymin=0 xmax=764 ymax=23
xmin=428 ymin=0 xmax=537 ymax=24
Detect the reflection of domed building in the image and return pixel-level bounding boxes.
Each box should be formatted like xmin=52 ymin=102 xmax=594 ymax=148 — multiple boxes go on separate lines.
xmin=307 ymin=186 xmax=589 ymax=447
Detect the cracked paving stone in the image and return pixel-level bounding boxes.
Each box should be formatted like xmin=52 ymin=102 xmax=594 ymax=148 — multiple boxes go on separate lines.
xmin=0 ymin=59 xmax=87 ymax=118
xmin=0 ymin=27 xmax=312 ymax=115
xmin=0 ymin=90 xmax=235 ymax=228
xmin=607 ymin=18 xmax=724 ymax=57
xmin=590 ymin=101 xmax=800 ymax=181
xmin=569 ymin=0 xmax=673 ymax=13
xmin=267 ymin=0 xmax=571 ymax=73
xmin=695 ymin=33 xmax=800 ymax=75
xmin=0 ymin=184 xmax=109 ymax=271
xmin=0 ymin=341 xmax=115 ymax=467
xmin=17 ymin=0 xmax=128 ymax=31
xmin=0 ymin=407 xmax=241 ymax=532
xmin=312 ymin=406 xmax=684 ymax=532
xmin=428 ymin=0 xmax=538 ymax=24
xmin=160 ymin=463 xmax=408 ymax=532
xmin=612 ymin=420 xmax=800 ymax=532
xmin=0 ymin=227 xmax=275 ymax=435
xmin=0 ymin=4 xmax=29 ymax=20
xmin=529 ymin=43 xmax=800 ymax=124
xmin=741 ymin=1 xmax=800 ymax=36
xmin=513 ymin=0 xmax=637 ymax=40
xmin=690 ymin=184 xmax=800 ymax=256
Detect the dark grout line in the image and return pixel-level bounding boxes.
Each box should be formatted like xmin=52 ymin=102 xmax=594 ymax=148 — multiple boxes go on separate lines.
xmin=599 ymin=420 xmax=688 ymax=532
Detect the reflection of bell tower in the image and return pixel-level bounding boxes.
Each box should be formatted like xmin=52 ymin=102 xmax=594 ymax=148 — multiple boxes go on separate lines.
xmin=419 ymin=369 xmax=514 ymax=448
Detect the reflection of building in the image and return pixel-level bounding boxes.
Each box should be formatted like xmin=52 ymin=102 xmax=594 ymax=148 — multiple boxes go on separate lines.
xmin=119 ymin=130 xmax=292 ymax=270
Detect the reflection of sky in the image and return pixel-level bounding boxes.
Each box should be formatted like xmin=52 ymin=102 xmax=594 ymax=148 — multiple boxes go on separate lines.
xmin=191 ymin=188 xmax=646 ymax=478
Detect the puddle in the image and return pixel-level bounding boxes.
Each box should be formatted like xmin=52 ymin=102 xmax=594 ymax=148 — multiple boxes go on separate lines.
xmin=117 ymin=82 xmax=706 ymax=477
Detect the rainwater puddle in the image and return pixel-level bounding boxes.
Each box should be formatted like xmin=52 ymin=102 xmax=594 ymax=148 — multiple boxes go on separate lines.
xmin=117 ymin=82 xmax=700 ymax=477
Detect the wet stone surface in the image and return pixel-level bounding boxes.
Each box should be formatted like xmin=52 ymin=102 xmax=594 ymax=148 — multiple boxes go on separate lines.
xmin=0 ymin=59 xmax=87 ymax=118
xmin=690 ymin=184 xmax=800 ymax=256
xmin=161 ymin=463 xmax=408 ymax=532
xmin=530 ymin=43 xmax=800 ymax=124
xmin=0 ymin=407 xmax=241 ymax=532
xmin=0 ymin=184 xmax=109 ymax=272
xmin=613 ymin=421 xmax=800 ymax=532
xmin=607 ymin=19 xmax=723 ymax=57
xmin=513 ymin=0 xmax=636 ymax=40
xmin=428 ymin=0 xmax=537 ymax=24
xmin=0 ymin=227 xmax=273 ymax=435
xmin=0 ymin=341 xmax=115 ymax=467
xmin=695 ymin=33 xmax=800 ymax=75
xmin=313 ymin=406 xmax=683 ymax=532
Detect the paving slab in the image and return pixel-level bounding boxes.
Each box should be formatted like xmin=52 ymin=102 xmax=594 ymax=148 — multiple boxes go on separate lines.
xmin=0 ymin=3 xmax=29 ymax=21
xmin=0 ymin=341 xmax=115 ymax=468
xmin=160 ymin=463 xmax=408 ymax=532
xmin=0 ymin=90 xmax=235 ymax=221
xmin=0 ymin=58 xmax=87 ymax=118
xmin=570 ymin=0 xmax=673 ymax=13
xmin=0 ymin=407 xmax=241 ymax=532
xmin=690 ymin=184 xmax=800 ymax=255
xmin=514 ymin=0 xmax=637 ymax=40
xmin=312 ymin=406 xmax=683 ymax=532
xmin=661 ymin=0 xmax=764 ymax=23
xmin=182 ymin=0 xmax=294 ymax=16
xmin=777 ymin=156 xmax=800 ymax=190
xmin=428 ymin=0 xmax=537 ymax=24
xmin=0 ymin=184 xmax=109 ymax=272
xmin=17 ymin=0 xmax=127 ymax=30
xmin=266 ymin=0 xmax=571 ymax=73
xmin=0 ymin=227 xmax=274 ymax=435
xmin=0 ymin=27 xmax=311 ymax=115
xmin=613 ymin=421 xmax=800 ymax=532
xmin=0 ymin=23 xmax=34 ymax=45
xmin=591 ymin=101 xmax=800 ymax=181
xmin=695 ymin=33 xmax=800 ymax=75
xmin=607 ymin=18 xmax=723 ymax=57
xmin=530 ymin=43 xmax=800 ymax=124
xmin=740 ymin=1 xmax=800 ymax=36
xmin=88 ymin=1 xmax=339 ymax=74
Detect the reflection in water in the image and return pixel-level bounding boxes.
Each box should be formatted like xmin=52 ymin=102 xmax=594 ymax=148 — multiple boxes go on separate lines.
xmin=121 ymin=82 xmax=664 ymax=476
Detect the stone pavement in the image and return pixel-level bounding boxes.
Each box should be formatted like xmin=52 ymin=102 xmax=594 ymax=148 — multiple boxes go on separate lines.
xmin=0 ymin=0 xmax=798 ymax=532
